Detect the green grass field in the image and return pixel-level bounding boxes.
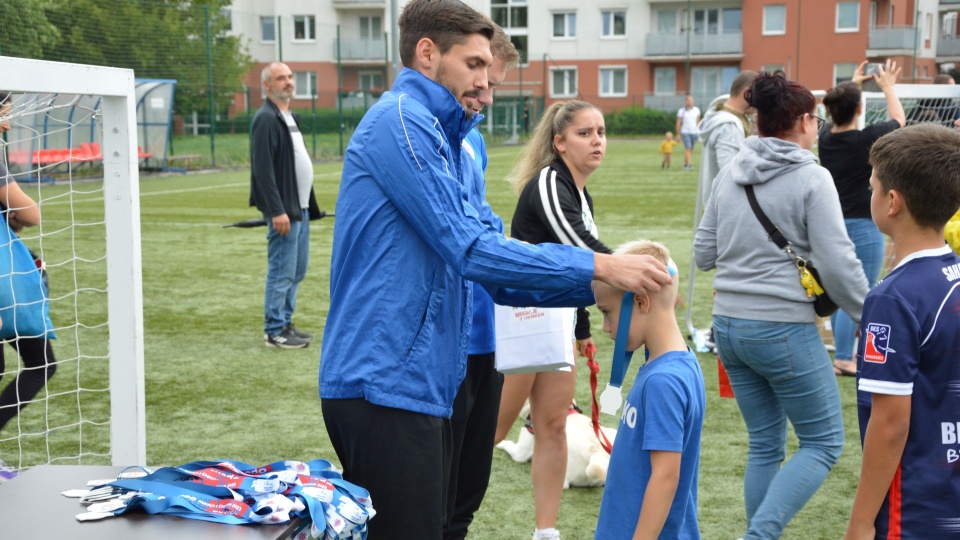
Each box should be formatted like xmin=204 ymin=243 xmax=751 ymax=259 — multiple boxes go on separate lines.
xmin=0 ymin=138 xmax=863 ymax=538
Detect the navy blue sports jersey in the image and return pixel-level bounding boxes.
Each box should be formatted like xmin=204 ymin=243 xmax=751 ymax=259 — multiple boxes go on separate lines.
xmin=857 ymin=245 xmax=960 ymax=539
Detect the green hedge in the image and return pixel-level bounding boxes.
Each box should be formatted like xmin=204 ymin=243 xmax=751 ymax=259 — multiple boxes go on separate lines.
xmin=603 ymin=107 xmax=676 ymax=137
xmin=192 ymin=108 xmax=371 ymax=135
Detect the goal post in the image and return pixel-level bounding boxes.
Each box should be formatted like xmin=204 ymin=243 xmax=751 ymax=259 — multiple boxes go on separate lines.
xmin=1 ymin=56 xmax=146 ymax=466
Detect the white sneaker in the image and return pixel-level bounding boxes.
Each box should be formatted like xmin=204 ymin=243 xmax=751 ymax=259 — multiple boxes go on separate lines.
xmin=532 ymin=529 xmax=560 ymax=540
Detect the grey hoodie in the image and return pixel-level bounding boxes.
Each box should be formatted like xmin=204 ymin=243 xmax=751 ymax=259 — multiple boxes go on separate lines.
xmin=693 ymin=136 xmax=868 ymax=323
xmin=697 ymin=105 xmax=747 ymax=200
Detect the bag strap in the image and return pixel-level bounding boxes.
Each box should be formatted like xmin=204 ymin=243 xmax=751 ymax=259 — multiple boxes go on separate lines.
xmin=744 ymin=184 xmax=789 ymax=250
xmin=585 ymin=344 xmax=614 ymax=454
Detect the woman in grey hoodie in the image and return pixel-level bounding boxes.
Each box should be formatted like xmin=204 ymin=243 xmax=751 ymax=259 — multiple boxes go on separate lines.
xmin=693 ymin=72 xmax=869 ymax=540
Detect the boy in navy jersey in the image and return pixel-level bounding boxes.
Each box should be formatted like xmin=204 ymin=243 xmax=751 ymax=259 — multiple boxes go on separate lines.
xmin=845 ymin=124 xmax=960 ymax=540
xmin=593 ymin=240 xmax=705 ymax=540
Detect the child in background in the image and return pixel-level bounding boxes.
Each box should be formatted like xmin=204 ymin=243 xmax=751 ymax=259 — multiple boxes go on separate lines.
xmin=660 ymin=132 xmax=679 ymax=169
xmin=594 ymin=240 xmax=705 ymax=540
xmin=844 ymin=124 xmax=960 ymax=540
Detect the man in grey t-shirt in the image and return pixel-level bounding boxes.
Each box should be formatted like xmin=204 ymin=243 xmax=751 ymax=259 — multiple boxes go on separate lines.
xmin=249 ymin=62 xmax=324 ymax=349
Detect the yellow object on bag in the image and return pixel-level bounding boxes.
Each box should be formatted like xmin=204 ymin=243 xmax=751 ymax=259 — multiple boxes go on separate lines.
xmin=798 ymin=265 xmax=825 ymax=298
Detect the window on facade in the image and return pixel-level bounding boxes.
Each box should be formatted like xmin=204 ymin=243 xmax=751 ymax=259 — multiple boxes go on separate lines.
xmin=654 ymin=67 xmax=676 ymax=95
xmin=600 ymin=68 xmax=627 ymax=97
xmin=723 ymin=8 xmax=743 ymax=33
xmin=835 ymin=63 xmax=857 ymax=85
xmin=657 ymin=10 xmax=678 ymax=34
xmin=294 ymin=72 xmax=317 ymax=99
xmin=359 ymin=72 xmax=384 ymax=91
xmin=260 ymin=16 xmax=276 ymax=42
xmin=220 ymin=8 xmax=232 ymax=32
xmin=691 ymin=66 xmax=739 ymax=101
xmin=602 ymin=11 xmax=626 ymax=37
xmin=553 ymin=12 xmax=577 ymax=38
xmin=492 ymin=0 xmax=528 ymax=29
xmin=294 ymin=15 xmax=316 ymax=41
xmin=510 ymin=35 xmax=528 ymax=64
xmin=550 ymin=68 xmax=577 ymax=98
xmin=763 ymin=5 xmax=786 ymax=35
xmin=836 ymin=2 xmax=859 ymax=32
xmin=360 ymin=16 xmax=382 ymax=40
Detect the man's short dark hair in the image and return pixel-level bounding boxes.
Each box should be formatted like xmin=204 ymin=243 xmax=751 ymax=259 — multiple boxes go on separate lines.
xmin=0 ymin=93 xmax=10 ymax=105
xmin=730 ymin=71 xmax=758 ymax=97
xmin=933 ymin=73 xmax=955 ymax=84
xmin=870 ymin=124 xmax=960 ymax=229
xmin=397 ymin=0 xmax=494 ymax=68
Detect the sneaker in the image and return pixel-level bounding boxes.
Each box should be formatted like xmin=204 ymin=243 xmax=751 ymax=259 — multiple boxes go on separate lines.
xmin=704 ymin=327 xmax=717 ymax=354
xmin=532 ymin=529 xmax=560 ymax=540
xmin=0 ymin=460 xmax=18 ymax=483
xmin=265 ymin=327 xmax=309 ymax=349
xmin=285 ymin=323 xmax=314 ymax=341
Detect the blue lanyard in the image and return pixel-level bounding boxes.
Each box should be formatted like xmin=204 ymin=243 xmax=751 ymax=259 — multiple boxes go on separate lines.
xmin=599 ymin=292 xmax=635 ymax=416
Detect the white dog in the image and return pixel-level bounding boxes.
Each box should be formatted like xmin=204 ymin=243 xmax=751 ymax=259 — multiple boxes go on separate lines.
xmin=496 ymin=402 xmax=617 ymax=488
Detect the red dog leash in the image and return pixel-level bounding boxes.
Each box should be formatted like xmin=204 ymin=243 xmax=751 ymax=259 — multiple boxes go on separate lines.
xmin=585 ymin=344 xmax=614 ymax=454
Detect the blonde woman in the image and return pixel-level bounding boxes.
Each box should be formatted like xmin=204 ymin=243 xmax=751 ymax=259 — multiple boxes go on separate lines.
xmin=495 ymin=100 xmax=610 ymax=540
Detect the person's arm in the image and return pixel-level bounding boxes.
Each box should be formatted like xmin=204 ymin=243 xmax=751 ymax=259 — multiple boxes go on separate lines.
xmin=874 ymin=60 xmax=905 ymax=127
xmin=529 ymin=175 xmax=612 ymax=254
xmin=633 ymin=451 xmax=681 ymax=540
xmin=675 ymin=110 xmax=683 ymax=135
xmin=692 ymin=172 xmax=721 ymax=270
xmin=844 ymin=393 xmax=911 ymax=540
xmin=712 ymin=123 xmax=742 ymax=171
xmin=0 ymin=180 xmax=40 ymax=229
xmin=249 ymin=113 xmax=289 ymax=232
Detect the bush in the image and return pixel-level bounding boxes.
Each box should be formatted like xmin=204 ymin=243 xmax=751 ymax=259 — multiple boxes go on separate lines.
xmin=604 ymin=107 xmax=676 ymax=136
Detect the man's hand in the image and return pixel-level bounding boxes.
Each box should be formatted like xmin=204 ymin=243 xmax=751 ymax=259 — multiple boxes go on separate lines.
xmin=594 ymin=253 xmax=672 ymax=301
xmin=271 ymin=213 xmax=291 ymax=235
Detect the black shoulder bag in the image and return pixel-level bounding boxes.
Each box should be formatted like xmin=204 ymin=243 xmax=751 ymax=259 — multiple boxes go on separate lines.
xmin=744 ymin=184 xmax=839 ymax=317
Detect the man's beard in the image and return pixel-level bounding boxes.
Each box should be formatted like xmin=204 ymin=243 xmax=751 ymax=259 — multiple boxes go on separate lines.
xmin=269 ymin=86 xmax=294 ymax=101
xmin=437 ymin=61 xmax=478 ymax=119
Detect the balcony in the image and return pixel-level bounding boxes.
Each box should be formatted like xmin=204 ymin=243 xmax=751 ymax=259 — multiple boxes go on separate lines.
xmin=335 ymin=39 xmax=387 ymax=61
xmin=938 ymin=36 xmax=960 ymax=57
xmin=867 ymin=26 xmax=919 ymax=53
xmin=332 ymin=0 xmax=385 ymax=8
xmin=645 ymin=32 xmax=743 ymax=57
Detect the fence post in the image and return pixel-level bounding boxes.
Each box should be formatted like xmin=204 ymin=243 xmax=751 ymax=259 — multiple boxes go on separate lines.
xmin=205 ymin=5 xmax=217 ymax=167
xmin=311 ymin=90 xmax=317 ymax=159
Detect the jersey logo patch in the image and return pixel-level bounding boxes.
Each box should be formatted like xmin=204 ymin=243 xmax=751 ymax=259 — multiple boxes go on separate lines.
xmin=864 ymin=323 xmax=896 ymax=364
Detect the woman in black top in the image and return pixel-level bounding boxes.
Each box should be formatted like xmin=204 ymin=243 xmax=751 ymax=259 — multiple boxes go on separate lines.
xmin=818 ymin=60 xmax=905 ymax=376
xmin=494 ymin=100 xmax=608 ymax=540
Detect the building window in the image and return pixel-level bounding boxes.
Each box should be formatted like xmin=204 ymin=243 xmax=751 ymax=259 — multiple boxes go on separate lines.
xmin=360 ymin=16 xmax=382 ymax=40
xmin=294 ymin=72 xmax=317 ymax=99
xmin=691 ymin=7 xmax=742 ymax=35
xmin=836 ymin=2 xmax=859 ymax=32
xmin=550 ymin=68 xmax=577 ymax=98
xmin=600 ymin=67 xmax=627 ymax=97
xmin=260 ymin=16 xmax=276 ymax=42
xmin=492 ymin=0 xmax=528 ymax=30
xmin=834 ymin=63 xmax=857 ymax=85
xmin=602 ymin=11 xmax=626 ymax=37
xmin=220 ymin=8 xmax=232 ymax=32
xmin=293 ymin=15 xmax=316 ymax=42
xmin=510 ymin=35 xmax=529 ymax=64
xmin=722 ymin=8 xmax=743 ymax=33
xmin=656 ymin=10 xmax=678 ymax=34
xmin=553 ymin=12 xmax=577 ymax=38
xmin=654 ymin=67 xmax=676 ymax=95
xmin=925 ymin=13 xmax=933 ymax=47
xmin=763 ymin=5 xmax=787 ymax=35
xmin=359 ymin=72 xmax=384 ymax=91
xmin=692 ymin=66 xmax=740 ymax=102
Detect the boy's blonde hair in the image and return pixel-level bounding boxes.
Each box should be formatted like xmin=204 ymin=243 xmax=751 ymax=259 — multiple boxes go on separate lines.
xmin=614 ymin=239 xmax=670 ymax=266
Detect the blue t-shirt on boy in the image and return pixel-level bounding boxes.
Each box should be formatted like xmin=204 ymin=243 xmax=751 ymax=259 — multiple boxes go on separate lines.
xmin=595 ymin=349 xmax=705 ymax=540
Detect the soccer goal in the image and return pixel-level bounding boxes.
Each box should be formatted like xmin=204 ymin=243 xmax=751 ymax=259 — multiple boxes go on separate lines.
xmin=0 ymin=56 xmax=145 ymax=469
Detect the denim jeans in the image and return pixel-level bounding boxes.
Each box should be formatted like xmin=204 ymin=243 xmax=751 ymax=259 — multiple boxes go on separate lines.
xmin=830 ymin=218 xmax=885 ymax=360
xmin=264 ymin=209 xmax=310 ymax=336
xmin=713 ymin=315 xmax=844 ymax=540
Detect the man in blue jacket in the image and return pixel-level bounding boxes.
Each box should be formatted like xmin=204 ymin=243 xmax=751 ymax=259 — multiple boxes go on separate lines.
xmin=320 ymin=1 xmax=671 ymax=538
xmin=249 ymin=62 xmax=324 ymax=349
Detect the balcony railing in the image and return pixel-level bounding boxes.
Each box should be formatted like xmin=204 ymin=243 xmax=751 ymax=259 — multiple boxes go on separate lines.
xmin=645 ymin=32 xmax=743 ymax=56
xmin=335 ymin=39 xmax=386 ymax=60
xmin=938 ymin=36 xmax=960 ymax=56
xmin=868 ymin=26 xmax=919 ymax=50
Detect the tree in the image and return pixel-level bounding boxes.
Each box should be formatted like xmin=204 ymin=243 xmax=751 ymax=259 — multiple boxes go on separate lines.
xmin=39 ymin=0 xmax=252 ymax=115
xmin=0 ymin=0 xmax=60 ymax=59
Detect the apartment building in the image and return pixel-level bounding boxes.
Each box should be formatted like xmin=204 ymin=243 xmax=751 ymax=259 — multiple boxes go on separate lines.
xmin=227 ymin=0 xmax=952 ymax=114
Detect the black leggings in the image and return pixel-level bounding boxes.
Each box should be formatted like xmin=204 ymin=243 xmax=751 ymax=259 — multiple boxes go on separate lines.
xmin=0 ymin=338 xmax=57 ymax=432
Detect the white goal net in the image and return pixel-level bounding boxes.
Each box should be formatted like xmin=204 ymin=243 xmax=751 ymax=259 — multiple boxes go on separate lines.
xmin=0 ymin=56 xmax=145 ymax=471
xmin=862 ymin=83 xmax=960 ymax=129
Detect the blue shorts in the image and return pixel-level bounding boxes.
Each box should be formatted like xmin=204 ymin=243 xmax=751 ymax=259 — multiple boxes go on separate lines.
xmin=681 ymin=133 xmax=698 ymax=149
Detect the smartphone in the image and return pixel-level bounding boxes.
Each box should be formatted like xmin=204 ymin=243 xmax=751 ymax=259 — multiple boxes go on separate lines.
xmin=864 ymin=63 xmax=883 ymax=76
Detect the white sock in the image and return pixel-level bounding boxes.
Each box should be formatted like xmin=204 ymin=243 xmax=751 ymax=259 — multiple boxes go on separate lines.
xmin=533 ymin=528 xmax=559 ymax=540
